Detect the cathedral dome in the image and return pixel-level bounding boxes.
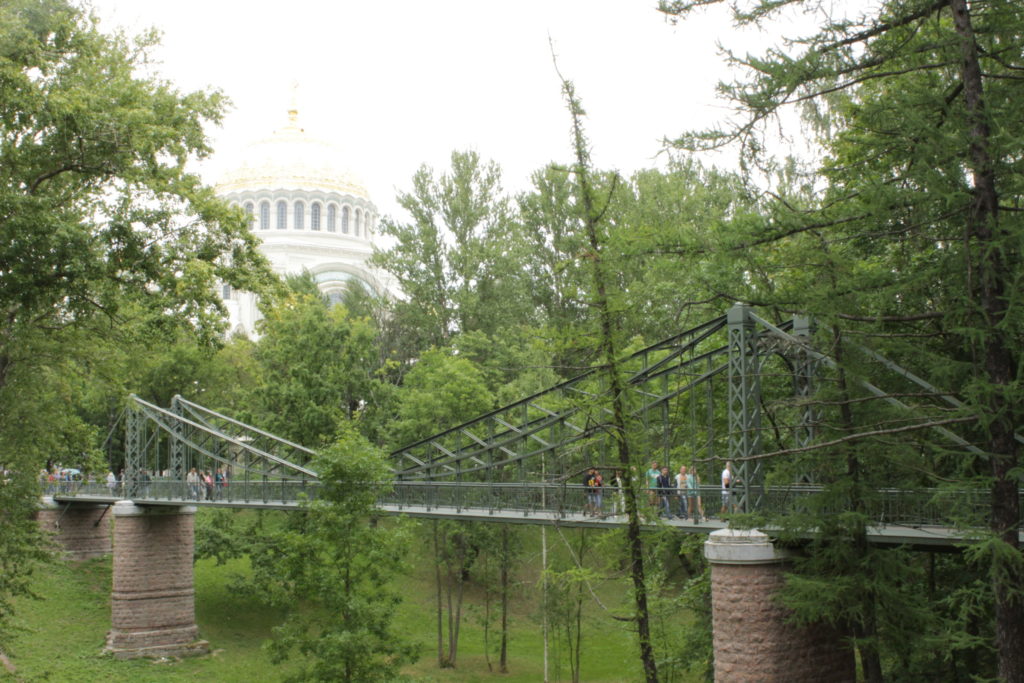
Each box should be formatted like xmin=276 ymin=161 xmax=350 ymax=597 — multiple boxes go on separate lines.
xmin=213 ymin=105 xmax=396 ymax=338
xmin=215 ymin=108 xmax=369 ymax=199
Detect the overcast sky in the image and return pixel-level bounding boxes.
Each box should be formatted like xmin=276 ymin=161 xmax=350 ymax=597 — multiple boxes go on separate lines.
xmin=88 ymin=1 xmax=779 ymax=220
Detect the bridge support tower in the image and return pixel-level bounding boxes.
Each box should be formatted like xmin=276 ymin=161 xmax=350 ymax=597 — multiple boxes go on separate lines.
xmin=36 ymin=497 xmax=112 ymax=561
xmin=705 ymin=529 xmax=853 ymax=682
xmin=105 ymin=501 xmax=208 ymax=660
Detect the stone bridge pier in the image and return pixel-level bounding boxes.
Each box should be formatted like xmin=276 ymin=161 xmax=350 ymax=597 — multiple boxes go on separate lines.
xmin=37 ymin=499 xmax=207 ymax=659
xmin=705 ymin=529 xmax=854 ymax=682
xmin=37 ymin=497 xmax=112 ymax=561
xmin=105 ymin=501 xmax=208 ymax=659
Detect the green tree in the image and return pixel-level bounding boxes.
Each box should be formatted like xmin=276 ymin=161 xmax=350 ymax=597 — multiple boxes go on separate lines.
xmin=557 ymin=75 xmax=659 ymax=683
xmin=452 ymin=327 xmax=560 ymax=406
xmin=388 ymin=348 xmax=494 ymax=448
xmin=252 ymin=276 xmax=382 ymax=447
xmin=0 ymin=0 xmax=270 ymax=645
xmin=661 ymin=0 xmax=1024 ymax=678
xmin=372 ymin=150 xmax=534 ymax=347
xmin=517 ymin=164 xmax=590 ymax=339
xmin=250 ymin=426 xmax=418 ymax=682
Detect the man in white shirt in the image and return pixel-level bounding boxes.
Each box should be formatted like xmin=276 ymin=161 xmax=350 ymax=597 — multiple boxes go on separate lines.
xmin=675 ymin=465 xmax=689 ymax=519
xmin=720 ymin=461 xmax=734 ymax=516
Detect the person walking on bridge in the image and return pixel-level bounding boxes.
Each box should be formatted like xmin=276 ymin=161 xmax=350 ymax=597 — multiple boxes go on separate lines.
xmin=675 ymin=465 xmax=689 ymax=519
xmin=645 ymin=461 xmax=660 ymax=508
xmin=720 ymin=461 xmax=734 ymax=516
xmin=685 ymin=466 xmax=700 ymax=522
xmin=187 ymin=467 xmax=199 ymax=500
xmin=656 ymin=466 xmax=675 ymax=519
xmin=583 ymin=467 xmax=603 ymax=516
xmin=215 ymin=467 xmax=227 ymax=500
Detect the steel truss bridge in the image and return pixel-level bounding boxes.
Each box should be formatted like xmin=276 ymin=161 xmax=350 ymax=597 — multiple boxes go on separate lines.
xmin=56 ymin=304 xmax=1023 ymax=548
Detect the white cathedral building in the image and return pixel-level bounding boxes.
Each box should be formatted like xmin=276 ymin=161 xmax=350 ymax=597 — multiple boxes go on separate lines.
xmin=214 ymin=107 xmax=392 ymax=337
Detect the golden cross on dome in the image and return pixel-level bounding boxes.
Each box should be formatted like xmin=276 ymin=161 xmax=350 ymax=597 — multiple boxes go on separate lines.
xmin=287 ymin=81 xmax=301 ymax=128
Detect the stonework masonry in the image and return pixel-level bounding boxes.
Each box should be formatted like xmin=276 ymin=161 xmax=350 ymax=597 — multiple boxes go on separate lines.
xmin=705 ymin=529 xmax=854 ymax=682
xmin=36 ymin=497 xmax=112 ymax=561
xmin=105 ymin=501 xmax=208 ymax=660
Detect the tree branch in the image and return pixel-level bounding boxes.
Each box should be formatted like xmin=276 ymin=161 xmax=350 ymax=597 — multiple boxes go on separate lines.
xmin=718 ymin=416 xmax=977 ymax=461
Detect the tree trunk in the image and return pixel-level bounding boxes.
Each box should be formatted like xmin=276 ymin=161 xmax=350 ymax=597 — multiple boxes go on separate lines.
xmin=434 ymin=521 xmax=447 ymax=667
xmin=949 ymin=2 xmax=1024 ymax=680
xmin=499 ymin=527 xmax=510 ymax=673
xmin=834 ymin=339 xmax=883 ymax=683
xmin=572 ymin=579 xmax=583 ymax=683
xmin=562 ymin=78 xmax=659 ymax=683
xmin=542 ymin=525 xmax=550 ymax=682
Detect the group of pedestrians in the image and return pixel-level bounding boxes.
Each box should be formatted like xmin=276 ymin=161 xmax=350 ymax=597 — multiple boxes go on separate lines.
xmin=583 ymin=467 xmax=632 ymax=517
xmin=647 ymin=462 xmax=705 ymax=521
xmin=186 ymin=466 xmax=228 ymax=500
xmin=39 ymin=465 xmax=82 ymax=494
xmin=582 ymin=460 xmax=739 ymax=521
xmin=650 ymin=460 xmax=737 ymax=520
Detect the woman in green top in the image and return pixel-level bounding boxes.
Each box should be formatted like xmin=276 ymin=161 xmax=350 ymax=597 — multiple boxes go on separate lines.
xmin=645 ymin=462 xmax=660 ymax=507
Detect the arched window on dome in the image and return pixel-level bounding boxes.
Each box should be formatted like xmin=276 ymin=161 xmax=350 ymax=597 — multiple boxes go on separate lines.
xmin=243 ymin=202 xmax=255 ymax=230
xmin=311 ymin=202 xmax=321 ymax=231
xmin=277 ymin=200 xmax=287 ymax=230
xmin=341 ymin=206 xmax=350 ymax=234
xmin=327 ymin=204 xmax=337 ymax=232
xmin=294 ymin=201 xmax=305 ymax=230
xmin=260 ymin=201 xmax=270 ymax=230
xmin=354 ymin=209 xmax=361 ymax=236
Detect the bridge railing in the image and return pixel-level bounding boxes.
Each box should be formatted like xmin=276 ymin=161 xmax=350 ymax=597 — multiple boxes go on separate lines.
xmin=745 ymin=485 xmax=1003 ymax=528
xmin=51 ymin=479 xmax=1020 ymax=528
xmin=381 ymin=482 xmax=1019 ymax=528
xmin=53 ymin=478 xmax=319 ymax=507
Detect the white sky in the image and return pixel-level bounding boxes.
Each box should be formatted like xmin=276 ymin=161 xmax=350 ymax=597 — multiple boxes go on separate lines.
xmin=88 ymin=0 xmax=776 ymax=221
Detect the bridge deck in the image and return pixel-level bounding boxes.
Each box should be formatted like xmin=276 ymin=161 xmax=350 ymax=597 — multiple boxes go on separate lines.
xmin=51 ymin=489 xmax=1012 ymax=548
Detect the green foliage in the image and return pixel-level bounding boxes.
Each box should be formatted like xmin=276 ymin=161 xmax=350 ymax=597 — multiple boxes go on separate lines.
xmin=0 ymin=470 xmax=49 ymax=651
xmin=372 ymin=150 xmax=535 ymax=346
xmin=659 ymin=0 xmax=1024 ymax=677
xmin=389 ymin=348 xmax=494 ymax=448
xmin=194 ymin=508 xmax=249 ymax=567
xmin=252 ymin=278 xmax=383 ymax=447
xmin=0 ymin=0 xmax=270 ymax=355
xmin=0 ymin=0 xmax=272 ymax=643
xmin=249 ymin=426 xmax=418 ymax=682
xmin=452 ymin=328 xmax=560 ymax=406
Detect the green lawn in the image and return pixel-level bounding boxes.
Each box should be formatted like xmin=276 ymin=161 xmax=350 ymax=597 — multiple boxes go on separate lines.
xmin=4 ymin=515 xmax=698 ymax=682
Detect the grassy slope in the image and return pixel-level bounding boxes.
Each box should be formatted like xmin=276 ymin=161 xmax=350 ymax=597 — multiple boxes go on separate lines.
xmin=5 ymin=515 xmax=697 ymax=682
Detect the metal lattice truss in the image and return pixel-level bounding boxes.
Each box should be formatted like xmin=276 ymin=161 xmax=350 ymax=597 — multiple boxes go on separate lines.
xmin=122 ymin=395 xmax=318 ymax=496
xmin=391 ymin=315 xmax=736 ymax=483
xmin=391 ymin=303 xmax=989 ymax=516
xmin=108 ymin=304 xmax=995 ymax=519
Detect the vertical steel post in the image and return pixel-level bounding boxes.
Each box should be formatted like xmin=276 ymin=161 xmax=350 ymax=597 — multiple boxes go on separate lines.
xmin=170 ymin=396 xmax=187 ymax=485
xmin=706 ymin=354 xmax=715 ymax=463
xmin=125 ymin=406 xmax=142 ymax=498
xmin=792 ymin=315 xmax=818 ymax=462
xmin=727 ymin=303 xmax=763 ymax=512
xmin=662 ymin=373 xmax=671 ymax=472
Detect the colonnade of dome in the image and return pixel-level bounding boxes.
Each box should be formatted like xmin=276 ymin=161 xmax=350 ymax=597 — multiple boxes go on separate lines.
xmin=213 ymin=107 xmax=391 ymax=337
xmin=238 ymin=195 xmax=374 ymax=237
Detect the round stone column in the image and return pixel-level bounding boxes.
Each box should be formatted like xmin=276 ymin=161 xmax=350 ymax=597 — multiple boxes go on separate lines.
xmin=105 ymin=501 xmax=208 ymax=659
xmin=705 ymin=528 xmax=853 ymax=682
xmin=36 ymin=497 xmax=112 ymax=561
